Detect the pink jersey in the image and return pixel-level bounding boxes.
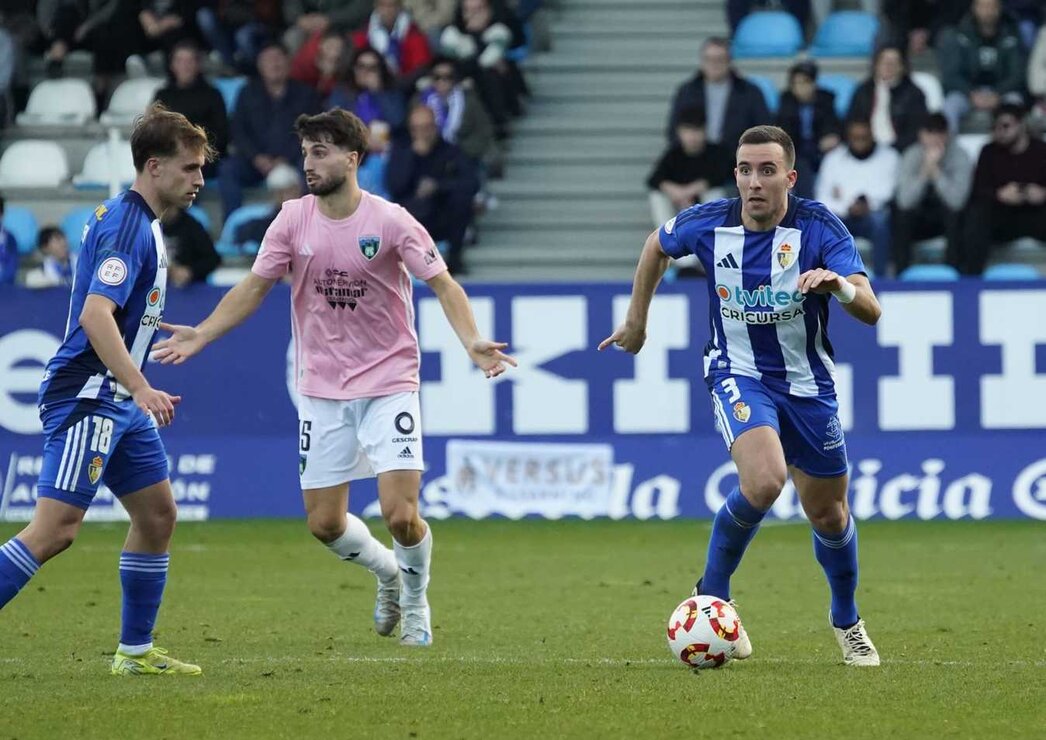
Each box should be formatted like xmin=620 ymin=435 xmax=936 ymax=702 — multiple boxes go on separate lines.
xmin=252 ymin=191 xmax=447 ymax=400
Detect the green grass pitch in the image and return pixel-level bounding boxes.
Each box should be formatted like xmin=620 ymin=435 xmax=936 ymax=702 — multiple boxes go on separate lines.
xmin=1 ymin=519 xmax=1043 ymax=739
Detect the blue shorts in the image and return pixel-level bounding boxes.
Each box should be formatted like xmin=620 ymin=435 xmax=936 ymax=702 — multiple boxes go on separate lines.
xmin=37 ymin=399 xmax=170 ymax=509
xmin=707 ymin=374 xmax=847 ymax=478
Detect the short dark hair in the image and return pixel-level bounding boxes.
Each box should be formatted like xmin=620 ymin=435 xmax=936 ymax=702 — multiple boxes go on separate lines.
xmin=676 ymin=107 xmax=706 ymax=129
xmin=788 ymin=59 xmax=818 ymax=82
xmin=38 ymin=225 xmax=63 ymax=249
xmin=0 ymin=195 xmax=5 ymax=214
xmin=846 ymin=117 xmax=872 ymax=130
xmin=737 ymin=125 xmax=796 ymax=168
xmin=429 ymin=55 xmax=460 ymax=78
xmin=258 ymin=40 xmax=289 ymax=57
xmin=873 ymin=44 xmax=907 ymax=67
xmin=702 ymin=37 xmax=729 ymax=54
xmin=130 ymin=103 xmax=216 ymax=171
xmin=993 ymin=101 xmax=1026 ymax=121
xmin=920 ymin=112 xmax=949 ymax=133
xmin=294 ymin=108 xmax=370 ymax=157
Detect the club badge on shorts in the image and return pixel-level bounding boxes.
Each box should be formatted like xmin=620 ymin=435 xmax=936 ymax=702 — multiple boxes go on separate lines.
xmin=732 ymin=402 xmax=751 ymax=423
xmin=359 ymin=236 xmax=381 ymax=260
xmin=88 ymin=455 xmax=104 ymax=485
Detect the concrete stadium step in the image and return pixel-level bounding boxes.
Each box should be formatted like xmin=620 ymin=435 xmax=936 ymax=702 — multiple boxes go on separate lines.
xmin=506 ymin=161 xmax=646 ymax=186
xmin=466 ymin=240 xmax=643 ymax=268
xmin=527 ymin=72 xmax=679 ymax=99
xmin=524 ymin=55 xmax=695 ymax=74
xmin=463 ymin=264 xmax=635 ymax=282
xmin=486 ymin=198 xmax=652 ymax=224
xmin=547 ymin=37 xmax=700 ymax=62
xmin=524 ymin=99 xmax=666 ymax=122
xmin=506 ymin=132 xmax=664 ymax=155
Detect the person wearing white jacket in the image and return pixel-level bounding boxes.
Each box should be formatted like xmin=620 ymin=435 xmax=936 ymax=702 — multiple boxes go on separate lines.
xmin=815 ymin=118 xmax=900 ymax=276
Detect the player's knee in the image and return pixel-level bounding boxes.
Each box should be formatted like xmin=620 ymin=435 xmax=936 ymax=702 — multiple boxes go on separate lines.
xmin=384 ymin=506 xmax=419 ymax=543
xmin=807 ymin=503 xmax=848 ymax=534
xmin=140 ymin=500 xmax=178 ymax=540
xmin=306 ymin=512 xmax=344 ymax=543
xmin=743 ymin=470 xmax=787 ymax=509
xmin=38 ymin=523 xmax=78 ymax=561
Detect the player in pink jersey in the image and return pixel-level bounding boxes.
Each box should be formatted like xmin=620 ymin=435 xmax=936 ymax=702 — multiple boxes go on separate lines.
xmin=153 ymin=109 xmax=515 ymax=646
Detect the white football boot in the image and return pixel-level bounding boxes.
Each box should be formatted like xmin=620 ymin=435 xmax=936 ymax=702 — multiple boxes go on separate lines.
xmin=373 ymin=574 xmax=401 ymax=637
xmin=693 ymin=579 xmax=752 ymax=660
xmin=399 ymin=597 xmax=432 ymax=647
xmin=831 ymin=613 xmax=880 ymax=666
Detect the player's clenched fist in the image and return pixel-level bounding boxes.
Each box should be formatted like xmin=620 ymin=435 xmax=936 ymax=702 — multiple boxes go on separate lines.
xmin=598 ymin=323 xmax=647 ymax=354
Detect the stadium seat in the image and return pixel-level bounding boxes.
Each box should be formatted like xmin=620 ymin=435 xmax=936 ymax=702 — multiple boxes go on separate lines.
xmin=747 ymin=75 xmax=780 ymax=114
xmin=215 ymin=203 xmax=273 ymax=256
xmin=899 ymin=264 xmax=960 ymax=281
xmin=15 ymin=78 xmax=97 ymax=126
xmin=810 ymin=12 xmax=879 ymax=58
xmin=731 ymin=12 xmax=804 ymax=58
xmin=817 ymin=74 xmax=858 ymax=119
xmin=73 ymin=139 xmax=136 ymax=189
xmin=60 ymin=205 xmax=97 ymax=252
xmin=187 ymin=205 xmax=212 ymax=233
xmin=99 ymin=77 xmax=165 ymax=126
xmin=956 ymin=133 xmax=989 ymax=162
xmin=211 ymin=76 xmax=247 ymax=115
xmin=911 ymin=71 xmax=944 ymax=113
xmin=2 ymin=205 xmax=39 ymax=254
xmin=0 ymin=140 xmax=70 ymax=187
xmin=983 ymin=263 xmax=1042 ymax=280
xmin=505 ymin=23 xmax=532 ymax=63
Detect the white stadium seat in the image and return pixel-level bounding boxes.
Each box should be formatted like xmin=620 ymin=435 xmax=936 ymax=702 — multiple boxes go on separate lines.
xmin=72 ymin=138 xmax=136 ymax=189
xmin=956 ymin=133 xmax=989 ymax=162
xmin=911 ymin=72 xmax=944 ymax=113
xmin=99 ymin=77 xmax=164 ymax=126
xmin=15 ymin=78 xmax=97 ymax=126
xmin=0 ymin=140 xmax=70 ymax=187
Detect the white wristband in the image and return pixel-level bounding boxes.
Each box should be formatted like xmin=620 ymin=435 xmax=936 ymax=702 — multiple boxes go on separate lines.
xmin=831 ymin=280 xmax=857 ymax=304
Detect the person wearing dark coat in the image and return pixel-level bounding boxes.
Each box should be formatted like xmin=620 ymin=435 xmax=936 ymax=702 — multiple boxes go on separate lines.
xmin=847 ymin=45 xmax=928 ymax=152
xmin=776 ymin=60 xmax=841 ymax=198
xmin=385 ymin=104 xmax=479 ymax=274
xmin=162 ymin=210 xmax=221 ymax=286
xmin=666 ymin=37 xmax=770 ymax=148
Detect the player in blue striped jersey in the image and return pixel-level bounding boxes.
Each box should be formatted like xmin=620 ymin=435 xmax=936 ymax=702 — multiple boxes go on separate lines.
xmin=601 ymin=126 xmax=883 ymax=666
xmin=0 ymin=105 xmax=214 ymax=675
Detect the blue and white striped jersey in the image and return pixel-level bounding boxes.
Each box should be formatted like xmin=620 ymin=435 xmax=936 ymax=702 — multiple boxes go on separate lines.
xmin=659 ymin=195 xmax=865 ymax=398
xmin=39 ymin=190 xmax=168 ymax=409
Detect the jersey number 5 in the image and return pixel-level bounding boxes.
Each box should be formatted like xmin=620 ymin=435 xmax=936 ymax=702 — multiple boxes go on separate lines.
xmin=299 ymin=421 xmax=312 ymax=453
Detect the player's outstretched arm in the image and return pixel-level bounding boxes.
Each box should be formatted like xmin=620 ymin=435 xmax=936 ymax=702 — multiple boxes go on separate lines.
xmin=426 ymin=270 xmax=517 ymax=379
xmin=80 ymin=295 xmax=181 ymax=426
xmin=797 ymin=270 xmax=882 ymax=325
xmin=153 ymin=273 xmax=278 ymax=364
xmin=598 ymin=229 xmax=671 ymax=354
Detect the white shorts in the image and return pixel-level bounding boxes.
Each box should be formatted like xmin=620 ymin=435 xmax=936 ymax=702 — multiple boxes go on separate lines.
xmin=297 ymin=391 xmax=424 ymax=489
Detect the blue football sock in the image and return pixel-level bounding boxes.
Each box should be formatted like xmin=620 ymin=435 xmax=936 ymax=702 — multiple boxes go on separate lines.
xmin=812 ymin=516 xmax=859 ymax=629
xmin=118 ymin=552 xmax=169 ymax=650
xmin=0 ymin=538 xmax=40 ymax=609
xmin=700 ymin=487 xmax=767 ymax=600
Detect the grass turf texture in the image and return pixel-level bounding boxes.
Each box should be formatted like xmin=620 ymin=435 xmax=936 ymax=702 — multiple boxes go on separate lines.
xmin=0 ymin=519 xmax=1043 ymax=739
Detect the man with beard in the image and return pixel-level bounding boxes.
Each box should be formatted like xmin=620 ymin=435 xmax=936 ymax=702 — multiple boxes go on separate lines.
xmin=153 ymin=108 xmax=515 ymax=647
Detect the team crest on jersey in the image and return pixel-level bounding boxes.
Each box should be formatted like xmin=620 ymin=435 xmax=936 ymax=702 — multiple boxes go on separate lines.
xmin=98 ymin=257 xmax=128 ymax=285
xmin=732 ymin=402 xmax=751 ymax=423
xmin=776 ymin=243 xmax=795 ymax=269
xmin=359 ymin=236 xmax=381 ymax=260
xmin=87 ymin=455 xmax=104 ymax=485
xmin=147 ymin=287 xmax=162 ymax=306
xmin=94 ymin=204 xmax=108 ymax=220
xmin=299 ymin=455 xmax=307 ymax=476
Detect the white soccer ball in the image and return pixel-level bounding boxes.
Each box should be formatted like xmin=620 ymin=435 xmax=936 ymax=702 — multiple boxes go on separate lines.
xmin=666 ymin=594 xmax=743 ymax=669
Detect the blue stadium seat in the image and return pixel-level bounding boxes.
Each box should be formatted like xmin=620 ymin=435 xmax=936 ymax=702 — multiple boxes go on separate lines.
xmin=817 ymin=74 xmax=858 ymax=119
xmin=186 ymin=205 xmax=212 ymax=234
xmin=60 ymin=205 xmax=96 ymax=253
xmin=505 ymin=23 xmax=532 ymax=63
xmin=3 ymin=205 xmax=39 ymax=254
xmin=810 ymin=12 xmax=879 ymax=58
xmin=982 ymin=263 xmax=1042 ymax=281
xmin=357 ymin=153 xmax=389 ymax=200
xmin=732 ymin=12 xmax=804 ymax=58
xmin=211 ymin=76 xmax=247 ymax=115
xmin=215 ymin=203 xmax=273 ymax=256
xmin=899 ymin=264 xmax=960 ymax=281
xmin=747 ymin=75 xmax=780 ymax=114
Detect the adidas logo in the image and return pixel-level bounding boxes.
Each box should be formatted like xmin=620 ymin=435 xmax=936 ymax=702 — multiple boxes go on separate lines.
xmin=716 ymin=254 xmax=740 ymax=269
xmin=398 ymin=446 xmax=413 ymax=459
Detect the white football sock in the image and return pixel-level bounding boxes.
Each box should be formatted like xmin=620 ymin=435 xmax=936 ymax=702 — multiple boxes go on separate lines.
xmin=326 ymin=513 xmax=398 ymax=583
xmin=394 ymin=524 xmax=432 ymax=605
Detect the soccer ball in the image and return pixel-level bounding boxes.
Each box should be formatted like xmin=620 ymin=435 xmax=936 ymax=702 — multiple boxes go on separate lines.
xmin=666 ymin=594 xmax=743 ymax=669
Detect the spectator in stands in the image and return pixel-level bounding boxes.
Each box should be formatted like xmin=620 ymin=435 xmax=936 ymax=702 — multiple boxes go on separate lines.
xmin=135 ymin=0 xmax=199 ymax=66
xmin=847 ymin=45 xmax=927 ymax=151
xmin=195 ymin=0 xmax=281 ymax=74
xmin=219 ymin=42 xmax=321 ymax=216
xmin=440 ymin=0 xmax=527 ymax=140
xmin=879 ymin=0 xmax=966 ymax=55
xmin=726 ymin=0 xmax=810 ymax=33
xmin=155 ymin=40 xmax=230 ymax=175
xmin=892 ymin=112 xmax=973 ymax=274
xmin=816 ymin=118 xmax=899 ymax=276
xmin=1029 ymin=24 xmax=1046 ymax=131
xmin=418 ymin=56 xmax=498 ymax=171
xmin=25 ymin=226 xmax=74 ymax=287
xmin=283 ymin=0 xmax=372 ymax=53
xmin=327 ymin=47 xmax=407 ymax=138
xmin=959 ymin=102 xmax=1046 ymax=274
xmin=386 ymin=104 xmax=479 ymax=274
xmin=666 ymin=37 xmax=769 ymax=150
xmin=162 ymin=210 xmax=221 ymax=286
xmin=776 ymin=59 xmax=840 ymax=198
xmin=938 ymin=0 xmax=1026 ymax=133
xmin=292 ymin=29 xmax=350 ymax=95
xmin=647 ymin=107 xmax=734 ymax=228
xmin=232 ymin=163 xmax=304 ymax=253
xmin=0 ymin=196 xmax=18 ymax=286
xmin=1005 ymin=0 xmax=1041 ymax=49
xmin=405 ymin=0 xmax=457 ymax=45
xmin=351 ymin=0 xmax=433 ymax=84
